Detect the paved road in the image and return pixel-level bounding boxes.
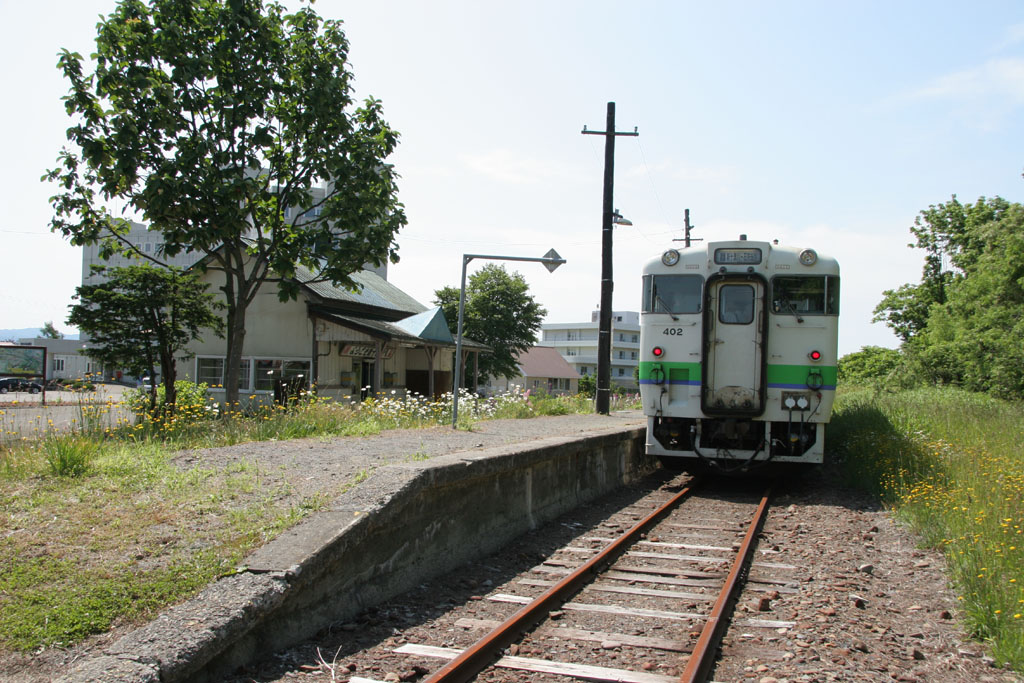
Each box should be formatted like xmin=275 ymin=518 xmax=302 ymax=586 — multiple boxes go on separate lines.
xmin=0 ymin=384 xmax=133 ymax=439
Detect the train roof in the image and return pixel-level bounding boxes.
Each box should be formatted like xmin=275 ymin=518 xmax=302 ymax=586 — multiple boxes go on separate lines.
xmin=642 ymin=238 xmax=839 ymax=275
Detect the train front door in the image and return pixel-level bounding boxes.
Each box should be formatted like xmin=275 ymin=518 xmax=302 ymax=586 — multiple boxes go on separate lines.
xmin=702 ymin=277 xmax=767 ymax=415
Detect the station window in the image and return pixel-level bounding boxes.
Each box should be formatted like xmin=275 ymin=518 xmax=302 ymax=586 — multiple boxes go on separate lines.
xmin=255 ymin=359 xmax=311 ymax=391
xmin=197 ymin=357 xmax=252 ymax=391
xmin=771 ymin=276 xmax=840 ymax=316
xmin=642 ymin=274 xmax=703 ymax=314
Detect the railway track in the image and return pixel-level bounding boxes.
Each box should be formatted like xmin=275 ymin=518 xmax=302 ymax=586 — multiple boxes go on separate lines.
xmin=297 ymin=474 xmax=793 ymax=683
xmin=229 ymin=467 xmax=1008 ymax=683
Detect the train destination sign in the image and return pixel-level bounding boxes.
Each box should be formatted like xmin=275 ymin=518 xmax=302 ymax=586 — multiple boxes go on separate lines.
xmin=714 ymin=248 xmax=762 ymax=265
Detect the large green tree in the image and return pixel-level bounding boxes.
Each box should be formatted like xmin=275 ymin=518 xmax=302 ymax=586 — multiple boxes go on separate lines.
xmin=873 ymin=196 xmax=1012 ymax=342
xmin=68 ymin=265 xmax=224 ymax=411
xmin=47 ymin=0 xmax=405 ymax=407
xmin=910 ymin=201 xmax=1024 ymax=397
xmin=873 ymin=196 xmax=1024 ymax=398
xmin=434 ymin=264 xmax=547 ymax=383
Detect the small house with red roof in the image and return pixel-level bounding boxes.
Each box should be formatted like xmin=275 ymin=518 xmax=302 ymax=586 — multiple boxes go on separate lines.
xmin=482 ymin=346 xmax=579 ymax=397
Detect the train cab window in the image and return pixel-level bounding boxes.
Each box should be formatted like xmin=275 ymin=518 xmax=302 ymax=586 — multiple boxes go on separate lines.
xmin=718 ymin=284 xmax=755 ymax=324
xmin=642 ymin=274 xmax=703 ymax=314
xmin=771 ymin=276 xmax=840 ymax=316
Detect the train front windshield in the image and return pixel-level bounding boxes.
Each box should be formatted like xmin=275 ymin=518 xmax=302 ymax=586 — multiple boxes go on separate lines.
xmin=770 ymin=275 xmax=840 ymax=315
xmin=643 ymin=274 xmax=703 ymax=314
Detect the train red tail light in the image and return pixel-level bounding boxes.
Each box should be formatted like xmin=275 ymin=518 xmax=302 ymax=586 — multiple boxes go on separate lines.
xmin=808 ymin=350 xmax=822 ymax=361
xmin=652 ymin=346 xmax=664 ymax=358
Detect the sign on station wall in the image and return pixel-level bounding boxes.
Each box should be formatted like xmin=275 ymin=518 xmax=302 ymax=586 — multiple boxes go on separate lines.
xmin=339 ymin=343 xmax=395 ymax=359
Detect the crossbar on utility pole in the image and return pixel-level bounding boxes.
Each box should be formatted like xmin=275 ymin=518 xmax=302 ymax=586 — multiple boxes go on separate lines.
xmin=582 ymin=102 xmax=638 ymax=415
xmin=673 ymin=208 xmax=703 ymax=248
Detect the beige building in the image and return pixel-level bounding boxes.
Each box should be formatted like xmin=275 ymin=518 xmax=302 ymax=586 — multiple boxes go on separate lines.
xmin=184 ymin=260 xmax=484 ymax=404
xmin=78 ymin=216 xmax=484 ymax=401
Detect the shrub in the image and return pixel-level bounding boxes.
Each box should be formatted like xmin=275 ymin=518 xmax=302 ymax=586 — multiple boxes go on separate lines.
xmin=43 ymin=435 xmax=96 ymax=477
xmin=837 ymin=346 xmax=904 ymax=386
xmin=125 ymin=380 xmax=213 ymax=418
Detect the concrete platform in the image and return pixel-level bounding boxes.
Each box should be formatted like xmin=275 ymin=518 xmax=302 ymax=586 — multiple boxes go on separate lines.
xmin=61 ymin=418 xmax=651 ymax=682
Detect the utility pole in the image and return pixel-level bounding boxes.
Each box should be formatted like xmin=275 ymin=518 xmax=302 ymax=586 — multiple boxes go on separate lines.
xmin=582 ymin=102 xmax=638 ymax=415
xmin=673 ymin=208 xmax=703 ymax=248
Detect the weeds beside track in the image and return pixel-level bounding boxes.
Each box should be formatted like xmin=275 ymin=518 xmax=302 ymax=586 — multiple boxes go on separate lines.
xmin=830 ymin=386 xmax=1024 ymax=669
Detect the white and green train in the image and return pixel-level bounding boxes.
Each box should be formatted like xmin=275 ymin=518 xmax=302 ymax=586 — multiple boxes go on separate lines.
xmin=639 ymin=236 xmax=840 ymax=470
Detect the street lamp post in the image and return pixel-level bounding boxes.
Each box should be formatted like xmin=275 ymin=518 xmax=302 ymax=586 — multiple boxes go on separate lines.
xmin=452 ymin=249 xmax=566 ymax=427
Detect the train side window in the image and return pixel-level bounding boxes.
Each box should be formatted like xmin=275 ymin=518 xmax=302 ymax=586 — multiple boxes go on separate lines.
xmin=771 ymin=275 xmax=840 ymax=316
xmin=718 ymin=284 xmax=754 ymax=324
xmin=643 ymin=274 xmax=703 ymax=314
xmin=825 ymin=276 xmax=840 ymax=314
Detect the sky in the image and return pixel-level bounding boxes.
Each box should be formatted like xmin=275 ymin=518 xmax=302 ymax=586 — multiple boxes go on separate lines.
xmin=2 ymin=1 xmax=1023 ymax=356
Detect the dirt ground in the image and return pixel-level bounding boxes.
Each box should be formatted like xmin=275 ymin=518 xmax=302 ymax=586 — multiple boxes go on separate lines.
xmin=215 ymin=466 xmax=1023 ymax=683
xmin=3 ymin=412 xmax=1022 ymax=682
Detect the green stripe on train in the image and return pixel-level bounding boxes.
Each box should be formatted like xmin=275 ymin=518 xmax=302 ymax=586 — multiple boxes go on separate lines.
xmin=639 ymin=361 xmax=837 ymax=387
xmin=638 ymin=361 xmax=701 ymax=384
xmin=766 ymin=364 xmax=838 ymax=386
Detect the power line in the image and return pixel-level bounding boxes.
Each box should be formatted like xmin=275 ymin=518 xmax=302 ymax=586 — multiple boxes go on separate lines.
xmin=637 ymin=138 xmax=673 ymax=229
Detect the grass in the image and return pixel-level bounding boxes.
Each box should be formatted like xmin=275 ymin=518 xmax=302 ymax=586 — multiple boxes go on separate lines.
xmin=0 ymin=383 xmax=640 ymax=654
xmin=0 ymin=439 xmax=323 ymax=651
xmin=830 ymin=385 xmax=1024 ymax=669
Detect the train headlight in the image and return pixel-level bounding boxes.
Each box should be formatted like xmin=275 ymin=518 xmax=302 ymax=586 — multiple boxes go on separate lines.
xmin=662 ymin=249 xmax=680 ymax=266
xmin=798 ymin=249 xmax=818 ymax=266
xmin=808 ymin=350 xmax=822 ymax=361
xmin=652 ymin=346 xmax=665 ymax=358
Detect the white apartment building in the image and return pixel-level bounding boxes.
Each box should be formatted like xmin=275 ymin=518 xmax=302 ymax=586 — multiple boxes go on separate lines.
xmin=81 ymin=221 xmax=205 ymax=283
xmin=538 ymin=310 xmax=640 ymax=391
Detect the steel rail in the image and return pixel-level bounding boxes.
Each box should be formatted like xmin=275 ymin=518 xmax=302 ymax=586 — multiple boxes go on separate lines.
xmin=679 ymin=485 xmax=773 ymax=683
xmin=422 ymin=478 xmax=699 ymax=683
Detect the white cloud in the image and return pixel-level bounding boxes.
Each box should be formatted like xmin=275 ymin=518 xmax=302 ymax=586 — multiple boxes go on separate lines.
xmin=459 ymin=149 xmax=586 ymax=185
xmin=622 ymin=160 xmax=737 ymax=186
xmin=891 ymin=57 xmax=1024 ymax=131
xmin=908 ymin=58 xmax=1024 ymax=105
xmin=993 ymin=23 xmax=1024 ymax=53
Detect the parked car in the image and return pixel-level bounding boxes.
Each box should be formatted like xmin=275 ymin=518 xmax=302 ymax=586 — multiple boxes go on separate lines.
xmin=0 ymin=377 xmax=44 ymax=394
